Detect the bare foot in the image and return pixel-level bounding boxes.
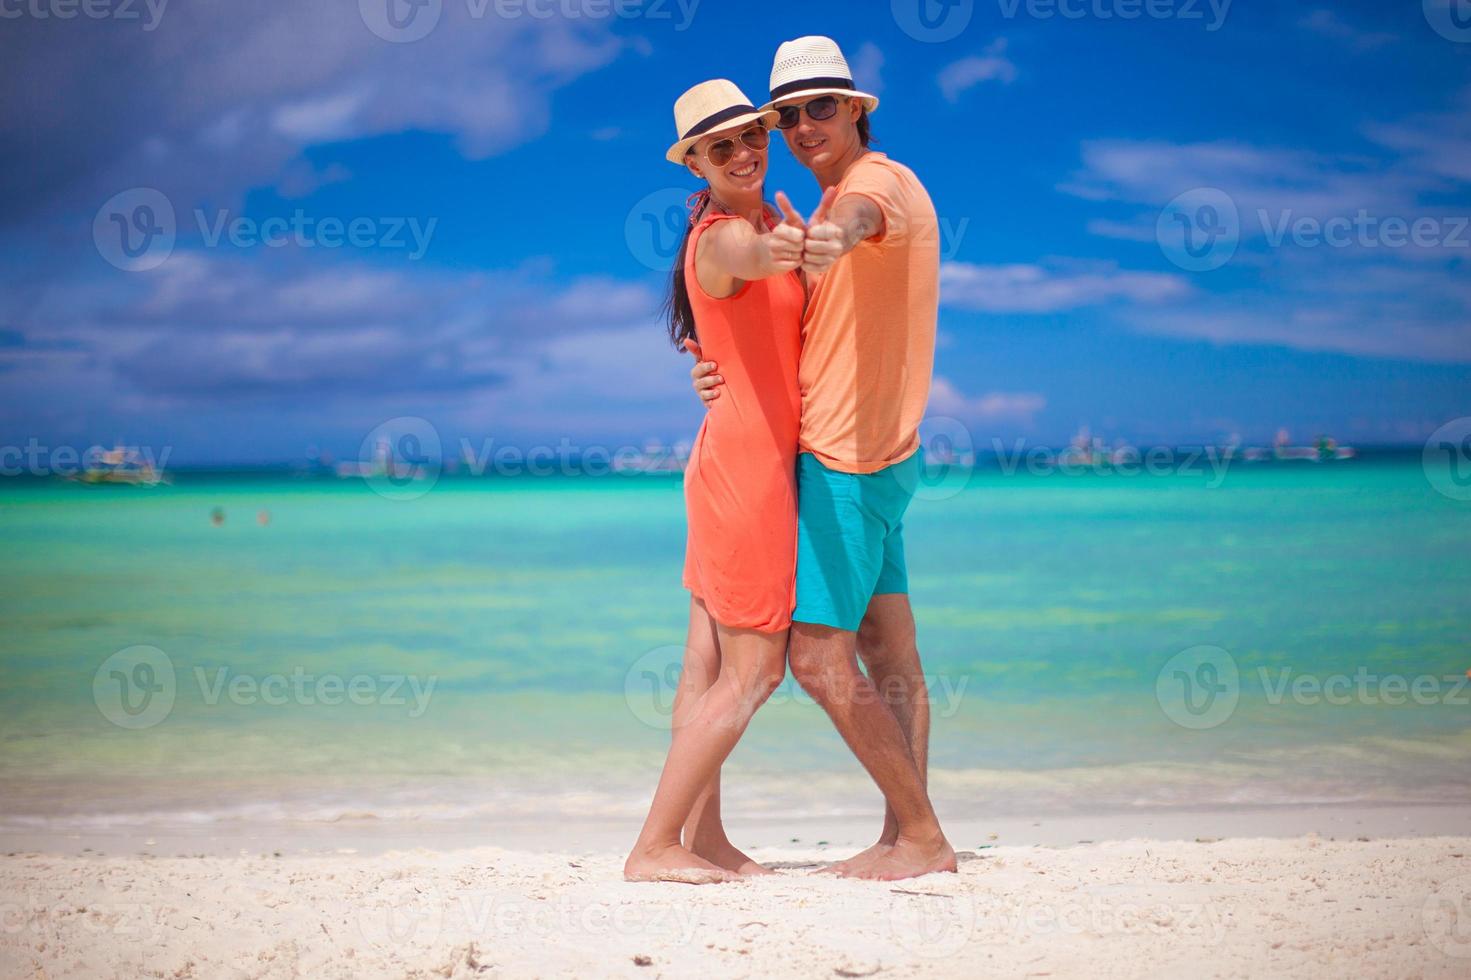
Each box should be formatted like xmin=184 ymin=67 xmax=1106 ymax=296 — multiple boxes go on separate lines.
xmin=817 ymin=840 xmax=894 ymax=875
xmin=842 ymin=835 xmax=957 ymax=881
xmin=689 ymin=836 xmax=775 ymax=876
xmin=624 ymin=843 xmax=739 ymax=883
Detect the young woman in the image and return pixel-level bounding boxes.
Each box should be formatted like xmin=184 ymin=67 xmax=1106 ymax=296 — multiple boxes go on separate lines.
xmin=624 ymin=80 xmax=822 ymax=883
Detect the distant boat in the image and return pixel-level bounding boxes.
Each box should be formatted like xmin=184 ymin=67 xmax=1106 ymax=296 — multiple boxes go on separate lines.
xmin=1052 ymin=427 xmax=1139 ymax=469
xmin=612 ymin=440 xmax=690 ymax=474
xmin=334 ymin=437 xmax=435 ymax=481
xmin=1242 ymin=431 xmax=1356 ymax=462
xmin=72 ymin=446 xmax=170 ymax=486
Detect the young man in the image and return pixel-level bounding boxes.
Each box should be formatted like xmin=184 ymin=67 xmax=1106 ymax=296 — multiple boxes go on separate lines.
xmin=691 ymin=36 xmax=954 ymax=881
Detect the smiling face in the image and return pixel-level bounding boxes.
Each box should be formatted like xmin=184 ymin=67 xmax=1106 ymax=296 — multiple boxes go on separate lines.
xmin=683 ymin=122 xmax=770 ymax=201
xmin=776 ymin=94 xmax=864 ymax=171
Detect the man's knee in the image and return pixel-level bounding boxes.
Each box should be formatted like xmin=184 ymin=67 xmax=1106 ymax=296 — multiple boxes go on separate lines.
xmin=856 ymin=596 xmax=920 ymax=674
xmin=788 ymin=645 xmax=829 ymax=697
xmin=788 ymin=625 xmax=852 ymax=700
xmin=856 ymin=624 xmax=920 ymax=677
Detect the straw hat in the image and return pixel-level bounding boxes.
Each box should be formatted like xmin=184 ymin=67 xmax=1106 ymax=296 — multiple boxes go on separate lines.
xmin=761 ymin=36 xmax=880 ymax=113
xmin=666 ymin=79 xmax=779 ymax=165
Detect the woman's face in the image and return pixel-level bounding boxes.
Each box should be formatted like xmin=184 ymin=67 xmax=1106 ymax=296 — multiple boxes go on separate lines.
xmin=685 ymin=123 xmax=769 ymax=199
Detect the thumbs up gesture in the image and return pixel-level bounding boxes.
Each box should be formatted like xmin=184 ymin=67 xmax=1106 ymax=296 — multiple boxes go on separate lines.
xmin=799 ymin=186 xmax=844 ymax=276
xmin=763 ymin=190 xmax=808 ymax=274
xmin=774 ymin=187 xmax=844 ymax=277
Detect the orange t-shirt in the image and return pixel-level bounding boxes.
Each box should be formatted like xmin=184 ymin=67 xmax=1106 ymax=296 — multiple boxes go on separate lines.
xmin=798 ymin=152 xmax=939 ymax=474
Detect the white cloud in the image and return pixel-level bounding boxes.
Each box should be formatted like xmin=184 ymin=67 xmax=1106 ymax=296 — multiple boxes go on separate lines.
xmin=938 ymin=39 xmax=1017 ymax=103
xmin=1060 ymin=90 xmax=1471 ymax=363
xmin=850 ymin=42 xmax=885 ymax=97
xmin=1298 ymin=9 xmax=1397 ymax=51
xmin=0 ymin=1 xmax=627 ymax=226
xmin=1084 ymin=219 xmax=1157 ymax=243
xmin=940 ymin=262 xmax=1191 ymax=313
xmin=9 ymin=249 xmax=666 ymax=405
xmin=1126 ymin=304 xmax=1471 ymax=364
xmin=270 ymin=90 xmax=368 ymax=142
xmin=929 ymin=377 xmax=1046 ymax=424
xmin=1062 ymin=139 xmax=1419 ymax=218
xmin=1364 ymin=87 xmax=1471 ymax=183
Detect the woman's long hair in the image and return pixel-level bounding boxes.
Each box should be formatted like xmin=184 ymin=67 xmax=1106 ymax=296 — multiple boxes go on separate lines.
xmin=664 ymin=187 xmax=781 ymax=350
xmin=664 ymin=187 xmax=716 ymax=350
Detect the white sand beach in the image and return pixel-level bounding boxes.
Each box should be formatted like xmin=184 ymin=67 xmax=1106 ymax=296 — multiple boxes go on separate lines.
xmin=4 ymin=810 xmax=1469 ymax=979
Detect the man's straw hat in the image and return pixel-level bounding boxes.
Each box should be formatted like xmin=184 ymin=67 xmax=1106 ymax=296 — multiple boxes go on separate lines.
xmin=761 ymin=36 xmax=880 ymax=113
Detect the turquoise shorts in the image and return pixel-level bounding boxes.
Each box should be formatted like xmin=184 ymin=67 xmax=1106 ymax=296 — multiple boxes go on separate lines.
xmin=794 ymin=450 xmax=920 ymax=632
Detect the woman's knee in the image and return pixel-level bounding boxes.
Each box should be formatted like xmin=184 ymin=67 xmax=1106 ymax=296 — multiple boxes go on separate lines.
xmin=751 ymin=653 xmax=786 ymax=702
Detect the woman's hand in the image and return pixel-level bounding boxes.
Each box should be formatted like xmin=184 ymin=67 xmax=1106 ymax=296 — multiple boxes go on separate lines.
xmin=772 ymin=188 xmax=845 ymax=277
xmin=765 ymin=192 xmax=808 ymax=275
xmin=764 ymin=222 xmax=806 ymax=274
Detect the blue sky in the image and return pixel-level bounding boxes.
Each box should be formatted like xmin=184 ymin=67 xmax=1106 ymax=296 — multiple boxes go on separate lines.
xmin=1 ymin=0 xmax=1468 ymax=465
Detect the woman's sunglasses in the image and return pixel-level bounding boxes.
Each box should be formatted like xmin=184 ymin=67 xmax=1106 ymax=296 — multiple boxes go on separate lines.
xmin=695 ymin=125 xmax=770 ymax=168
xmin=775 ymin=95 xmax=843 ymax=130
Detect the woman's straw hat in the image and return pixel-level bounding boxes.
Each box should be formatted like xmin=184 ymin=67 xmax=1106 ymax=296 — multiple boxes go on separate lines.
xmin=666 ymin=79 xmax=779 ymax=165
xmin=760 ymin=35 xmax=880 ymax=113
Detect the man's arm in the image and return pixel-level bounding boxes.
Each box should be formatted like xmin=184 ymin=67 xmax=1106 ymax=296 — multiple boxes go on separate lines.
xmin=801 ymin=192 xmax=885 ymax=275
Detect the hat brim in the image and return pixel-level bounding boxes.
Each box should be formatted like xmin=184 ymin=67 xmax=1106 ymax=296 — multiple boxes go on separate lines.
xmin=665 ymin=109 xmax=781 ymax=165
xmin=760 ymin=88 xmax=879 ymax=115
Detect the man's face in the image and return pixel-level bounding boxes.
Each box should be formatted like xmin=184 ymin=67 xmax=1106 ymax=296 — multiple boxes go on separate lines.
xmin=775 ymin=94 xmax=863 ymax=171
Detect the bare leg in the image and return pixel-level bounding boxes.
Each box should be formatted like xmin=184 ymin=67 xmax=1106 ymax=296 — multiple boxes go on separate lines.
xmin=624 ymin=619 xmax=788 ymax=883
xmin=788 ymin=620 xmax=953 ymax=881
xmin=822 ymin=594 xmax=929 ymax=874
xmin=678 ymin=600 xmax=773 ymax=875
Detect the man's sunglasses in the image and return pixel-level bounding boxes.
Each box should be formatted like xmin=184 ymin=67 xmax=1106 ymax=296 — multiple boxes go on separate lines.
xmin=775 ymin=95 xmax=844 ymax=130
xmin=695 ymin=126 xmax=770 ymax=168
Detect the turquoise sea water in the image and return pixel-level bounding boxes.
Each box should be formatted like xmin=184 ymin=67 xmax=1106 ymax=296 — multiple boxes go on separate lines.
xmin=2 ymin=455 xmax=1469 ymax=832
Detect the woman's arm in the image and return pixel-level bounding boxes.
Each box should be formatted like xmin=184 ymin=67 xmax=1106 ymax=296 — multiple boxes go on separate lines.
xmin=692 ymin=202 xmax=805 ymax=299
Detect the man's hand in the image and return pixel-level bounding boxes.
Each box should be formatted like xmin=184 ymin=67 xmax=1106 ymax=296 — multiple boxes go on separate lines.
xmin=776 ymin=188 xmax=844 ymax=277
xmin=691 ymin=358 xmax=723 ymax=408
xmin=683 ymin=340 xmax=724 ymax=409
xmin=801 ymin=224 xmax=843 ymax=276
xmin=800 ymin=187 xmax=844 ymax=276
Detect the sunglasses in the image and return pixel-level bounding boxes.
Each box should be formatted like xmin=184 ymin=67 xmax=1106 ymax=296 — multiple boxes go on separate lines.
xmin=775 ymin=95 xmax=844 ymax=130
xmin=694 ymin=125 xmax=770 ymax=168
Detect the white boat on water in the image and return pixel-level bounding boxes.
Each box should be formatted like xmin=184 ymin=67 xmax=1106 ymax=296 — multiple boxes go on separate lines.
xmin=72 ymin=446 xmax=170 ymax=486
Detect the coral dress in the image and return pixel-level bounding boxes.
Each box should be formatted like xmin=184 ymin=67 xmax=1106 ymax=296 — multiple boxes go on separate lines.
xmin=681 ymin=210 xmax=805 ymax=632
